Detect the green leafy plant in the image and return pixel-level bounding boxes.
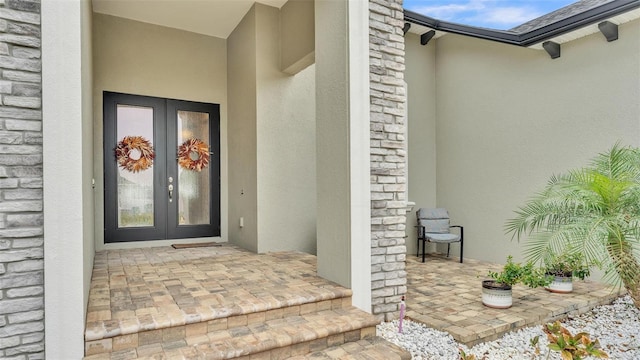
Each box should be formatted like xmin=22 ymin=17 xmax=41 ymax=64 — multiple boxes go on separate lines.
xmin=487 ymin=255 xmax=552 ymax=288
xmin=543 ymin=321 xmax=608 ymax=360
xmin=506 ymin=144 xmax=640 ymax=308
xmin=545 ymin=252 xmax=591 ymax=280
xmin=458 ymin=348 xmax=476 ymax=360
xmin=530 ymin=335 xmax=541 ymax=357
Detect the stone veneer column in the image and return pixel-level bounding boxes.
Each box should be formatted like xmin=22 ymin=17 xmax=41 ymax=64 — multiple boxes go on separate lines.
xmin=369 ymin=0 xmax=407 ymax=321
xmin=0 ymin=0 xmax=44 ymax=358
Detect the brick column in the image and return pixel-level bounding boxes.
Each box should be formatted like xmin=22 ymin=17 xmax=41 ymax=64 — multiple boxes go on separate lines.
xmin=0 ymin=0 xmax=44 ymax=358
xmin=369 ymin=0 xmax=407 ymax=321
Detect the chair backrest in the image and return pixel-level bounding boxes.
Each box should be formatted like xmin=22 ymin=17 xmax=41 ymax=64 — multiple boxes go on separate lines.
xmin=417 ymin=208 xmax=450 ymax=234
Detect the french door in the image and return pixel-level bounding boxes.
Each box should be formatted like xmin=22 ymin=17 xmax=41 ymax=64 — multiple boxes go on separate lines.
xmin=104 ymin=92 xmax=220 ymax=243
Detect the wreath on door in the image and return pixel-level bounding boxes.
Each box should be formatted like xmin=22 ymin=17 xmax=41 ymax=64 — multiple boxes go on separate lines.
xmin=115 ymin=136 xmax=155 ymax=173
xmin=178 ymin=138 xmax=210 ymax=172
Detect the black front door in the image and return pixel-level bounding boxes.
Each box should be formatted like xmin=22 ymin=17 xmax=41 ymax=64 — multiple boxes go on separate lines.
xmin=104 ymin=92 xmax=220 ymax=243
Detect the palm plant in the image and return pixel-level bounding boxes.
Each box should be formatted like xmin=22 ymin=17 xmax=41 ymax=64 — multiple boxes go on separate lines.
xmin=505 ymin=144 xmax=640 ymax=308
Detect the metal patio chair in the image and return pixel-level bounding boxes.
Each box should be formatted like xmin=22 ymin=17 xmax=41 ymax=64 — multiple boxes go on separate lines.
xmin=416 ymin=208 xmax=463 ymax=263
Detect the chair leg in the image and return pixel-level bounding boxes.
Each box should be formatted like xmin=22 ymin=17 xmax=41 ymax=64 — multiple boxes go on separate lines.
xmin=459 ymin=236 xmax=464 ymax=263
xmin=417 ymin=237 xmax=420 ymax=258
xmin=447 ymin=243 xmax=451 ymax=257
xmin=422 ymin=240 xmax=426 ymax=263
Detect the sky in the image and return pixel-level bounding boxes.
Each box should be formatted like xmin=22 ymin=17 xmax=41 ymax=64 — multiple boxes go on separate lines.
xmin=403 ymin=0 xmax=577 ymax=30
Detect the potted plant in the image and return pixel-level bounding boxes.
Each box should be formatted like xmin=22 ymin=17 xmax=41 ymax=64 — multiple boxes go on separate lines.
xmin=482 ymin=256 xmax=551 ymax=309
xmin=543 ymin=252 xmax=591 ymax=293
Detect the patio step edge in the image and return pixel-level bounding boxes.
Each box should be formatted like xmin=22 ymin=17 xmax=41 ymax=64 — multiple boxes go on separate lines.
xmin=84 ymin=306 xmax=380 ymax=359
xmin=85 ymin=291 xmax=353 ymax=342
xmin=285 ymin=336 xmax=411 ymax=360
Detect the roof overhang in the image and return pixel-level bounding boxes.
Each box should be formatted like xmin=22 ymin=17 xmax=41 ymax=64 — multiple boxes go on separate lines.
xmin=92 ymin=0 xmax=289 ymax=39
xmin=527 ymin=6 xmax=640 ymax=49
xmin=404 ymin=0 xmax=640 ymax=48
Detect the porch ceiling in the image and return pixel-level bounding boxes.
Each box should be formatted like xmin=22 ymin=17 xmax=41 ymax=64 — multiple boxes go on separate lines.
xmin=92 ymin=0 xmax=289 ymax=39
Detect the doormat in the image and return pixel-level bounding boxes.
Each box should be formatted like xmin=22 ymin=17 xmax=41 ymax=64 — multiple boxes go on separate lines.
xmin=171 ymin=242 xmax=222 ymax=249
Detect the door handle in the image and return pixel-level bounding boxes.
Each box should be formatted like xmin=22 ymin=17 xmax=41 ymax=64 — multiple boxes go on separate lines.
xmin=168 ymin=176 xmax=174 ymax=202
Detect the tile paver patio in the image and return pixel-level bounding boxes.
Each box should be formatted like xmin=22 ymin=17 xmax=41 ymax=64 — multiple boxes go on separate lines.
xmin=84 ymin=244 xmax=403 ymax=359
xmin=405 ymin=253 xmax=625 ymax=347
xmin=85 ymin=244 xmax=625 ymax=357
xmin=85 ymin=245 xmax=354 ymax=342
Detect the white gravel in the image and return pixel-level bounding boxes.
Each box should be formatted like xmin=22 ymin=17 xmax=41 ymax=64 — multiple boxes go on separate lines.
xmin=377 ymin=295 xmax=639 ymax=360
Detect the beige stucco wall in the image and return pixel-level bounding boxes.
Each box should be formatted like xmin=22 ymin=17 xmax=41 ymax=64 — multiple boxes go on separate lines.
xmin=92 ymin=13 xmax=229 ymax=249
xmin=255 ymin=4 xmax=317 ymax=254
xmin=227 ymin=6 xmax=259 ymax=252
xmin=314 ymin=0 xmax=372 ymax=311
xmin=280 ymin=0 xmax=314 ymax=74
xmin=428 ymin=19 xmax=640 ymax=264
xmin=227 ymin=4 xmax=317 ymax=254
xmin=405 ymin=32 xmax=437 ymax=257
xmin=315 ymin=0 xmax=351 ymax=287
xmin=82 ymin=0 xmax=95 ymax=315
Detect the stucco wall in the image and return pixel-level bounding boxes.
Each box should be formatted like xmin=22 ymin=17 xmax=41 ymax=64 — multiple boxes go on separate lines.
xmin=92 ymin=13 xmax=229 ymax=249
xmin=255 ymin=4 xmax=317 ymax=254
xmin=405 ymin=32 xmax=437 ymax=257
xmin=314 ymin=0 xmax=373 ymax=312
xmin=227 ymin=6 xmax=259 ymax=252
xmin=228 ymin=4 xmax=317 ymax=254
xmin=315 ymin=0 xmax=352 ymax=289
xmin=430 ymin=19 xmax=640 ymax=264
xmin=280 ymin=0 xmax=314 ymax=74
xmin=81 ymin=0 xmax=95 ymax=318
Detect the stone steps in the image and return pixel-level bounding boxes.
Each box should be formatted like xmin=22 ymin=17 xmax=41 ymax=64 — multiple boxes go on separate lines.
xmin=85 ymin=291 xmax=355 ymax=355
xmin=84 ymin=304 xmax=388 ymax=359
xmin=84 ymin=292 xmax=353 ymax=345
xmin=288 ymin=336 xmax=411 ymax=360
xmin=83 ymin=247 xmax=410 ymax=359
xmin=83 ymin=283 xmax=409 ymax=360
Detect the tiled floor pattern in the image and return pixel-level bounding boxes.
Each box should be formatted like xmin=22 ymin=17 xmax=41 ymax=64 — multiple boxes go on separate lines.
xmin=84 ymin=245 xmax=403 ymax=359
xmin=405 ymin=253 xmax=625 ymax=347
xmin=86 ymin=246 xmax=351 ymax=341
xmin=85 ymin=245 xmax=622 ymax=358
xmin=287 ymin=336 xmax=410 ymax=360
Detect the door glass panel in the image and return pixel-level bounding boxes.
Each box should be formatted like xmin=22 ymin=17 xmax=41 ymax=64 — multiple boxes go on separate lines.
xmin=116 ymin=105 xmax=155 ymax=228
xmin=177 ymin=110 xmax=210 ymax=225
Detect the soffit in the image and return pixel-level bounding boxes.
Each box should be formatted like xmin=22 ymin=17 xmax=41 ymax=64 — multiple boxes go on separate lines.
xmin=92 ymin=0 xmax=289 ymax=39
xmin=407 ymin=22 xmax=447 ymax=41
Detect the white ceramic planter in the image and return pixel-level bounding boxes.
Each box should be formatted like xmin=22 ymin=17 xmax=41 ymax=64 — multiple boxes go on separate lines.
xmin=482 ymin=280 xmax=512 ymax=309
xmin=545 ymin=275 xmax=573 ymax=293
